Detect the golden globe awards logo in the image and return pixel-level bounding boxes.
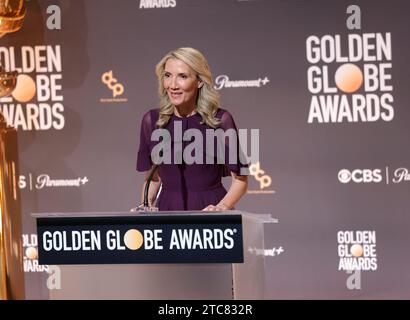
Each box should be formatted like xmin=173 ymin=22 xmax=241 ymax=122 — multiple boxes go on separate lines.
xmin=42 ymin=227 xmax=237 ymax=252
xmin=337 ymin=230 xmax=377 ymax=271
xmin=139 ymin=0 xmax=176 ymax=9
xmin=37 ymin=215 xmax=244 ymax=264
xmin=22 ymin=233 xmax=49 ymax=273
xmin=0 ymin=45 xmax=65 ymax=131
xmin=306 ymin=33 xmax=394 ymax=123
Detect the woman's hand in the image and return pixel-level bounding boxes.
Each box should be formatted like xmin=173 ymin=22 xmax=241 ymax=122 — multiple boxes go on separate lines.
xmin=202 ymin=203 xmax=230 ymax=211
xmin=202 ymin=173 xmax=247 ymax=212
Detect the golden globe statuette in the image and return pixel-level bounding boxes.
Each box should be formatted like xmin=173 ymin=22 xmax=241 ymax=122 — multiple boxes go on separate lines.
xmin=0 ymin=0 xmax=26 ymax=300
xmin=0 ymin=66 xmax=17 ymax=97
xmin=0 ymin=72 xmax=25 ymax=300
xmin=0 ymin=0 xmax=25 ymax=38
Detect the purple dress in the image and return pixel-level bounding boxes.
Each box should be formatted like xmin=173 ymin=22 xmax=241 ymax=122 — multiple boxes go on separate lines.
xmin=137 ymin=108 xmax=246 ymax=211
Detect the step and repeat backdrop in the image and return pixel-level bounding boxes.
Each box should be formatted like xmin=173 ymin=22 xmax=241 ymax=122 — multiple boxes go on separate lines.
xmin=1 ymin=0 xmax=409 ymax=299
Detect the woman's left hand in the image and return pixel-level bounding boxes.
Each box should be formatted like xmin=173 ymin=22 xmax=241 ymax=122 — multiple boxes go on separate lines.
xmin=202 ymin=203 xmax=229 ymax=211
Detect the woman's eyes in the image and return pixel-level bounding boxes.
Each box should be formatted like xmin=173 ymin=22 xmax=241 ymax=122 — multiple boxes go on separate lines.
xmin=164 ymin=74 xmax=188 ymax=79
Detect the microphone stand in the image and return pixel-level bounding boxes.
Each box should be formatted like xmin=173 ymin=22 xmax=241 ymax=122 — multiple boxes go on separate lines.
xmin=130 ymin=164 xmax=159 ymax=213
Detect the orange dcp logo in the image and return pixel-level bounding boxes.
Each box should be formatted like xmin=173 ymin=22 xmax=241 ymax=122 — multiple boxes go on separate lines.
xmin=101 ymin=70 xmax=124 ymax=97
xmin=249 ymin=162 xmax=272 ymax=189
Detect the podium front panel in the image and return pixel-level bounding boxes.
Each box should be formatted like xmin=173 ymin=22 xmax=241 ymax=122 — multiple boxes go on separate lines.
xmin=33 ymin=211 xmax=276 ymax=299
xmin=49 ymin=263 xmax=233 ymax=300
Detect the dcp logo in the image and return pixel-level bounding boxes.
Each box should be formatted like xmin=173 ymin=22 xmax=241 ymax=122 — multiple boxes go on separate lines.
xmin=338 ymin=169 xmax=382 ymax=184
xmin=101 ymin=70 xmax=124 ymax=97
xmin=249 ymin=162 xmax=272 ymax=189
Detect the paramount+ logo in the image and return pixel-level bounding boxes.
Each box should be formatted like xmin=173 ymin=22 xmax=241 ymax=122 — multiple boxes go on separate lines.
xmin=338 ymin=168 xmax=382 ymax=184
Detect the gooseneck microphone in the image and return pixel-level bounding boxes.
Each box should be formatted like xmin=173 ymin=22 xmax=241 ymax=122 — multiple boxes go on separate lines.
xmin=143 ymin=164 xmax=159 ymax=208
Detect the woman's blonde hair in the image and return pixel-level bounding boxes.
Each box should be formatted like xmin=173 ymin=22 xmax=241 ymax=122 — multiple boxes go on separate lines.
xmin=155 ymin=47 xmax=221 ymax=128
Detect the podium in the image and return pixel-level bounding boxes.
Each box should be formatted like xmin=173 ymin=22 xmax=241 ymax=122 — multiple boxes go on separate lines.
xmin=34 ymin=210 xmax=276 ymax=300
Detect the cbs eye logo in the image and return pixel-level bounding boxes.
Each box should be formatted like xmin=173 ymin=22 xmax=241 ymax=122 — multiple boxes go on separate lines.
xmin=338 ymin=169 xmax=382 ymax=184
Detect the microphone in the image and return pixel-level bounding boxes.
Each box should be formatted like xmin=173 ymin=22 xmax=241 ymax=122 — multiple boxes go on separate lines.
xmin=143 ymin=164 xmax=159 ymax=208
xmin=131 ymin=164 xmax=159 ymax=213
xmin=131 ymin=136 xmax=166 ymax=213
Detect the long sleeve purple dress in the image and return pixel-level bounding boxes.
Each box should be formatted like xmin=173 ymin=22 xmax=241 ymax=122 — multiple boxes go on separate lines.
xmin=137 ymin=108 xmax=246 ymax=211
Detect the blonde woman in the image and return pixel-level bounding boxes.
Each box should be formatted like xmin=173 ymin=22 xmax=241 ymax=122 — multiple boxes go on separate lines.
xmin=137 ymin=47 xmax=248 ymax=211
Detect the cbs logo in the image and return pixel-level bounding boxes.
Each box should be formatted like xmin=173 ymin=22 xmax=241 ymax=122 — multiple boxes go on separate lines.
xmin=338 ymin=169 xmax=382 ymax=184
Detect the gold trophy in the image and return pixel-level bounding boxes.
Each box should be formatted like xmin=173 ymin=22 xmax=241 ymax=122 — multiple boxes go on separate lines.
xmin=0 ymin=0 xmax=26 ymax=300
xmin=0 ymin=0 xmax=25 ymax=38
